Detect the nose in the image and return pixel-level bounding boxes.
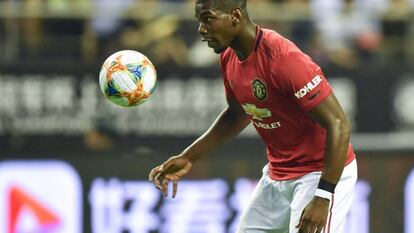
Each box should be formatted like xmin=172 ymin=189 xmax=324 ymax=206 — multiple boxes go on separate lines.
xmin=198 ymin=23 xmax=207 ymax=35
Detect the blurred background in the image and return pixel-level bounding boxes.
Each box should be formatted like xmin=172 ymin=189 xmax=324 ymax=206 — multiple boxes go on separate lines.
xmin=0 ymin=0 xmax=414 ymax=232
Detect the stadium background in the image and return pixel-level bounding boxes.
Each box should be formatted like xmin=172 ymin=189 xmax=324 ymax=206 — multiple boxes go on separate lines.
xmin=0 ymin=0 xmax=414 ymax=233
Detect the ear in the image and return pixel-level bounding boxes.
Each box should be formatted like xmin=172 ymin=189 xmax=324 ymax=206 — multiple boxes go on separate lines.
xmin=230 ymin=8 xmax=243 ymax=25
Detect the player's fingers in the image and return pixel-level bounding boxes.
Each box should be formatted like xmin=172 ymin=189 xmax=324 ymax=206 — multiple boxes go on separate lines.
xmin=171 ymin=175 xmax=180 ymax=198
xmin=298 ymin=220 xmax=311 ymax=233
xmin=164 ymin=174 xmax=180 ymax=198
xmin=316 ymin=225 xmax=324 ymax=233
xmin=296 ymin=220 xmax=305 ymax=232
xmin=148 ymin=168 xmax=155 ymax=182
xmin=154 ymin=173 xmax=164 ymax=190
xmin=161 ymin=175 xmax=169 ymax=196
xmin=308 ymin=225 xmax=318 ymax=233
xmin=296 ymin=220 xmax=302 ymax=229
xmin=172 ymin=179 xmax=179 ymax=198
xmin=149 ymin=166 xmax=161 ymax=182
xmin=296 ymin=211 xmax=305 ymax=228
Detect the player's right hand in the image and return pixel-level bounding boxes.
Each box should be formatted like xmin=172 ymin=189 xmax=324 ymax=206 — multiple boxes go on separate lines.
xmin=148 ymin=155 xmax=193 ymax=198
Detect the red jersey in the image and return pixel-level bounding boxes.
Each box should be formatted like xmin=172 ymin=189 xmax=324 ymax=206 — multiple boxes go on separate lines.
xmin=220 ymin=27 xmax=355 ymax=180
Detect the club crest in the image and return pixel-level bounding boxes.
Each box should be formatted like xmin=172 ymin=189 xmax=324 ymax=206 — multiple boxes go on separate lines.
xmin=252 ymin=78 xmax=267 ymax=101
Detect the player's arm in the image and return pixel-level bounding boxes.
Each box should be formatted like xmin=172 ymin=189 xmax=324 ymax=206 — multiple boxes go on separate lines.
xmin=296 ymin=92 xmax=352 ymax=232
xmin=149 ymin=93 xmax=250 ymax=197
xmin=276 ymin=51 xmax=351 ymax=185
xmin=277 ymin=51 xmax=351 ymax=187
xmin=306 ymin=92 xmax=352 ymax=186
xmin=180 ymin=94 xmax=250 ymax=163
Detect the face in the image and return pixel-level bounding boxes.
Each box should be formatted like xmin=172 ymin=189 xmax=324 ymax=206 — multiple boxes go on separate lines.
xmin=195 ymin=0 xmax=238 ymax=54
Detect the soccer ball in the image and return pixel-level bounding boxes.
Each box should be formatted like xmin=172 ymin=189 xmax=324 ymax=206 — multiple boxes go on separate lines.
xmin=99 ymin=50 xmax=157 ymax=107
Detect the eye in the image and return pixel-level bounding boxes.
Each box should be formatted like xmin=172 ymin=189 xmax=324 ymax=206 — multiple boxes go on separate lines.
xmin=202 ymin=16 xmax=213 ymax=24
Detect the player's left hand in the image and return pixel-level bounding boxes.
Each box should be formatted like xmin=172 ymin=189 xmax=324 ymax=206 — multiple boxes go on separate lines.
xmin=296 ymin=196 xmax=330 ymax=233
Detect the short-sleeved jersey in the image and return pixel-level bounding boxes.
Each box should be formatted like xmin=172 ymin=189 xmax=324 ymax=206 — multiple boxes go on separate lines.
xmin=220 ymin=27 xmax=355 ymax=180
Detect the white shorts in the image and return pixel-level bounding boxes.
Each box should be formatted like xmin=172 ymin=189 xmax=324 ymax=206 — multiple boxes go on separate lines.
xmin=236 ymin=159 xmax=358 ymax=233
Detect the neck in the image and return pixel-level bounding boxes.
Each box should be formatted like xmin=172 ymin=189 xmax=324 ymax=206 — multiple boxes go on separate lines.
xmin=231 ymin=20 xmax=257 ymax=61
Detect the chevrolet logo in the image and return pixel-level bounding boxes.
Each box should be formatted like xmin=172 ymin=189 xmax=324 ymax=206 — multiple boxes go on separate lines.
xmin=242 ymin=103 xmax=272 ymax=121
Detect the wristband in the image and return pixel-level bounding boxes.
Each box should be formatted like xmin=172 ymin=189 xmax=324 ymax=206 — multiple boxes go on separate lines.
xmin=315 ymin=188 xmax=333 ymax=201
xmin=317 ymin=179 xmax=336 ymax=193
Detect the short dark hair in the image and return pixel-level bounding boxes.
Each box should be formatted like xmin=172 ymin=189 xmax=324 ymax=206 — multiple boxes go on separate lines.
xmin=212 ymin=0 xmax=247 ymax=13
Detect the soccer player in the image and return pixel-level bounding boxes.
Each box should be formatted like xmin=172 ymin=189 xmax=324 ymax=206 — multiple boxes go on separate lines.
xmin=149 ymin=0 xmax=357 ymax=232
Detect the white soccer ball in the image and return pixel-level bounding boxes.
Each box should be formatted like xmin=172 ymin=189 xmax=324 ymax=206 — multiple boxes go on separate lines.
xmin=99 ymin=50 xmax=157 ymax=107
